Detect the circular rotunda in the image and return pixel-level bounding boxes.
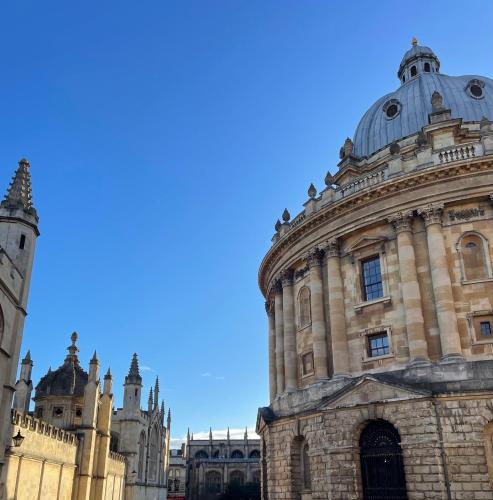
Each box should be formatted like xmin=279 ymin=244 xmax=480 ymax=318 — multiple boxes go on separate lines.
xmin=257 ymin=40 xmax=493 ymax=500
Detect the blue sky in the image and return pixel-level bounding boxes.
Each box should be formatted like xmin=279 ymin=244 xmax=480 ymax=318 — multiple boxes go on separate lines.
xmin=1 ymin=1 xmax=491 ymax=445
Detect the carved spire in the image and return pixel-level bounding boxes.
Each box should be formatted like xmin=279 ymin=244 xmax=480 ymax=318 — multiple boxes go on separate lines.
xmin=282 ymin=208 xmax=290 ymax=222
xmin=209 ymin=427 xmax=213 ymax=441
xmin=148 ymin=387 xmax=153 ymax=412
xmin=1 ymin=158 xmax=36 ymax=216
xmin=307 ymin=183 xmax=317 ymax=199
xmin=125 ymin=353 xmax=142 ymax=385
xmin=90 ymin=351 xmax=99 ymax=364
xmin=154 ymin=377 xmax=159 ymax=408
xmin=227 ymin=427 xmax=230 ymax=441
xmin=167 ymin=408 xmax=171 ymax=429
xmin=244 ymin=427 xmax=248 ymax=440
xmin=22 ymin=350 xmax=32 ymax=364
xmin=187 ymin=428 xmax=190 ymax=444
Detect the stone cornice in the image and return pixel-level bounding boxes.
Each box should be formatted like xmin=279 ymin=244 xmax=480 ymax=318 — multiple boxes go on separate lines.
xmin=258 ymin=155 xmax=493 ymax=296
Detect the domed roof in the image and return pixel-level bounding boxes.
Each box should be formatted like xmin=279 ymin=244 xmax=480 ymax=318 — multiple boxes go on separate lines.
xmin=353 ymin=42 xmax=493 ymax=158
xmin=35 ymin=332 xmax=88 ymax=399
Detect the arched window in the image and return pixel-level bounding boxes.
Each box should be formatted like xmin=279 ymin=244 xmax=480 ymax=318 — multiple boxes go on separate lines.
xmin=249 ymin=449 xmax=260 ymax=459
xmin=298 ymin=287 xmax=311 ymax=329
xmin=410 ymin=65 xmax=417 ymax=77
xmin=302 ymin=442 xmax=311 ymax=490
xmin=149 ymin=427 xmax=158 ymax=481
xmin=360 ymin=420 xmax=406 ymax=499
xmin=229 ymin=470 xmax=244 ymax=485
xmin=231 ymin=449 xmax=244 ymax=459
xmin=424 ymin=62 xmax=431 ymax=72
xmin=458 ymin=233 xmax=490 ymax=281
xmin=206 ymin=471 xmax=222 ymax=492
xmin=195 ymin=450 xmax=209 ymax=459
xmin=138 ymin=431 xmax=146 ymax=480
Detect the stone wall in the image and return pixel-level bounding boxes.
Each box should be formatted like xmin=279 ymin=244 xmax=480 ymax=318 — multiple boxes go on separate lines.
xmin=104 ymin=452 xmax=126 ymax=500
xmin=0 ymin=411 xmax=78 ymax=500
xmin=261 ymin=392 xmax=493 ymax=500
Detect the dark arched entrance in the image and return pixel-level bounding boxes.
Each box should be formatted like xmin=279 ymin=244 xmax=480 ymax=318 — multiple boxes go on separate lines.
xmin=359 ymin=420 xmax=407 ymax=500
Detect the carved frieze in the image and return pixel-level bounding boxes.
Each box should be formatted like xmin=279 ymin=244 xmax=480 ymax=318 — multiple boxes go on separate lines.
xmin=448 ymin=207 xmax=485 ymax=222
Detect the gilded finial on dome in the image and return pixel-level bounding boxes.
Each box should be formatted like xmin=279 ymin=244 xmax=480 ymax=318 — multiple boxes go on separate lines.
xmin=412 ymin=37 xmax=418 ymax=46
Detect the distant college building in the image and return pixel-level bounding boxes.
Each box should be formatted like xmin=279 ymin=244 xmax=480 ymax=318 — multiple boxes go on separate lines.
xmin=257 ymin=40 xmax=493 ymax=499
xmin=184 ymin=428 xmax=260 ymax=499
xmin=168 ymin=449 xmax=186 ymax=500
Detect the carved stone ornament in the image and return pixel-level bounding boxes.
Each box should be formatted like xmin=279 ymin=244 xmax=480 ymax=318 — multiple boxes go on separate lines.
xmin=308 ymin=183 xmax=317 ymax=199
xmin=389 ymin=142 xmax=400 ymax=155
xmin=325 ymin=171 xmax=334 ymax=186
xmin=431 ymin=90 xmax=444 ymax=111
xmin=323 ymin=239 xmax=340 ymax=258
xmin=387 ymin=210 xmax=413 ymax=234
xmin=282 ymin=208 xmax=291 ymax=222
xmin=306 ymin=247 xmax=324 ymax=268
xmin=448 ymin=207 xmax=485 ymax=221
xmin=280 ymin=268 xmax=294 ymax=286
xmin=274 ymin=219 xmax=281 ymax=232
xmin=417 ymin=203 xmax=444 ymax=227
xmin=265 ymin=299 xmax=275 ymax=316
xmin=273 ymin=278 xmax=283 ymax=295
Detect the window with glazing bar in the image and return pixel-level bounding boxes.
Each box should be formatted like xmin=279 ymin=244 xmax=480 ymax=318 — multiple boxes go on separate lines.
xmin=367 ymin=332 xmax=389 ymax=358
xmin=361 ymin=256 xmax=383 ymax=301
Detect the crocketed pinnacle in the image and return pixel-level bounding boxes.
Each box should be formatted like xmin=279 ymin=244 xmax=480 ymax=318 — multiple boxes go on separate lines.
xmin=125 ymin=353 xmax=142 ymax=385
xmin=1 ymin=158 xmax=36 ymax=216
xmin=22 ymin=350 xmax=32 ymax=364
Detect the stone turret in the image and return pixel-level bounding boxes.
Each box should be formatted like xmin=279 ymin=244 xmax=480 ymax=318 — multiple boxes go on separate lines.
xmin=13 ymin=350 xmax=33 ymax=414
xmin=123 ymin=353 xmax=142 ymax=412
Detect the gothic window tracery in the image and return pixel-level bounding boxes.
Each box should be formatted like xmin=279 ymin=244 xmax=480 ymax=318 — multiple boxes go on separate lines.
xmin=230 ymin=470 xmax=244 ymax=485
xmin=149 ymin=427 xmax=158 ymax=481
xmin=206 ymin=471 xmax=222 ymax=492
xmin=231 ymin=449 xmax=244 ymax=459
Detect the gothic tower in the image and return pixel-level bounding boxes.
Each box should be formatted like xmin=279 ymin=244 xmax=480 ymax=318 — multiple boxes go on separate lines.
xmin=0 ymin=158 xmax=39 ymax=471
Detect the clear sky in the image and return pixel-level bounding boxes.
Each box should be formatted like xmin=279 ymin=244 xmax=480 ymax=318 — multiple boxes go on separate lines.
xmin=0 ymin=1 xmax=491 ymax=446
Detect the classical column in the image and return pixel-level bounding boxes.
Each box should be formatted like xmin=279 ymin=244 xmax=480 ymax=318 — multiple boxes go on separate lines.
xmin=324 ymin=240 xmax=350 ymax=377
xmin=265 ymin=299 xmax=277 ymax=401
xmin=281 ymin=269 xmax=297 ymax=391
xmin=274 ymin=280 xmax=285 ymax=394
xmin=418 ymin=204 xmax=462 ymax=359
xmin=388 ymin=211 xmax=429 ymax=363
xmin=307 ymin=248 xmax=328 ymax=380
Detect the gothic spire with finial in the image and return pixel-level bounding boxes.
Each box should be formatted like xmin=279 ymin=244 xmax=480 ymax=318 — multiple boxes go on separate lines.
xmin=209 ymin=427 xmax=213 ymax=441
xmin=1 ymin=158 xmax=37 ymax=217
xmin=125 ymin=353 xmax=142 ymax=385
xmin=154 ymin=377 xmax=159 ymax=408
xmin=148 ymin=387 xmax=153 ymax=412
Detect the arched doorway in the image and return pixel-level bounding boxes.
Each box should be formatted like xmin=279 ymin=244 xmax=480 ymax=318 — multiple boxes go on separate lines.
xmin=359 ymin=420 xmax=407 ymax=500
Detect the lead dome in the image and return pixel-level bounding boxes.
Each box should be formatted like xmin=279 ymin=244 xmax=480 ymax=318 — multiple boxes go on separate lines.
xmin=353 ymin=40 xmax=493 ymax=158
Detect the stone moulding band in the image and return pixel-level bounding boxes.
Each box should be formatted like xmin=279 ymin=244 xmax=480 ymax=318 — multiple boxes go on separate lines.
xmin=258 ymin=157 xmax=493 ymax=296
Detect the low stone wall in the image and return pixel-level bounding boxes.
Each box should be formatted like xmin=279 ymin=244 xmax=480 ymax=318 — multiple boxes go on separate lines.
xmin=0 ymin=410 xmax=78 ymax=500
xmin=105 ymin=452 xmax=126 ymax=500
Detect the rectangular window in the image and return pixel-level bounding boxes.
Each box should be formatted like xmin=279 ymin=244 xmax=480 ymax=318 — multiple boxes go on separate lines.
xmin=367 ymin=332 xmax=389 ymax=358
xmin=361 ymin=256 xmax=384 ymax=301
xmin=480 ymin=321 xmax=492 ymax=337
xmin=301 ymin=352 xmax=314 ymax=376
xmin=19 ymin=234 xmax=26 ymax=250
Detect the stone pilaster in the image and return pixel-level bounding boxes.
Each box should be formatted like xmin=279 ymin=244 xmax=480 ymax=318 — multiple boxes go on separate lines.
xmin=418 ymin=204 xmax=462 ymax=360
xmin=306 ymin=248 xmax=328 ymax=380
xmin=281 ymin=269 xmax=297 ymax=391
xmin=388 ymin=211 xmax=429 ymax=363
xmin=265 ymin=299 xmax=277 ymax=401
xmin=273 ymin=280 xmax=285 ymax=395
xmin=324 ymin=240 xmax=350 ymax=377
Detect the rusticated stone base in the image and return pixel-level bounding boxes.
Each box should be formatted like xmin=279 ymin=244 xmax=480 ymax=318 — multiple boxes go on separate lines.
xmin=257 ymin=360 xmax=493 ymax=500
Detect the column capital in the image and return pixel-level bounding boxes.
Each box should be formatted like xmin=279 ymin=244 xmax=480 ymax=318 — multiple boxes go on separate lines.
xmin=265 ymin=299 xmax=275 ymax=316
xmin=418 ymin=203 xmax=444 ymax=227
xmin=280 ymin=268 xmax=294 ymax=287
xmin=306 ymin=247 xmax=324 ymax=268
xmin=388 ymin=210 xmax=413 ymax=234
xmin=323 ymin=239 xmax=340 ymax=259
xmin=273 ymin=278 xmax=283 ymax=295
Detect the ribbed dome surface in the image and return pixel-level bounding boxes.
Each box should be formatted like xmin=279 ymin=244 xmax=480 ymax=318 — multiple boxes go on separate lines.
xmin=353 ymin=45 xmax=493 ymax=158
xmin=35 ymin=358 xmax=88 ymax=398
